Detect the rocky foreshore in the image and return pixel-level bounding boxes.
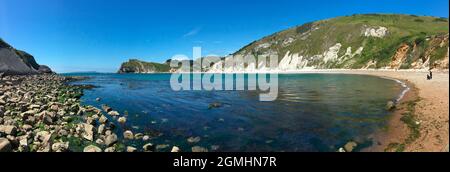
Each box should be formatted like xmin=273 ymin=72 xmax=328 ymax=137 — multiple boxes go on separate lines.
xmin=0 ymin=74 xmax=176 ymax=152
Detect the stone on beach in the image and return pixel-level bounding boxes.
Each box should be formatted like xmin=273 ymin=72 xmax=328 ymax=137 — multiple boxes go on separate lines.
xmin=123 ymin=130 xmax=134 ymax=140
xmin=99 ymin=115 xmax=108 ymax=124
xmin=344 ymin=141 xmax=358 ymax=152
xmin=0 ymin=125 xmax=17 ymax=135
xmin=143 ymin=143 xmax=155 ymax=152
xmin=386 ymin=101 xmax=396 ymax=111
xmin=0 ymin=138 xmax=12 ymax=152
xmin=118 ymin=117 xmax=127 ymax=124
xmin=108 ymin=111 xmax=120 ymax=116
xmin=171 ymin=146 xmax=180 ymax=152
xmin=104 ymin=133 xmax=118 ymax=146
xmin=127 ymin=146 xmax=137 ymax=152
xmin=83 ymin=145 xmax=102 ymax=152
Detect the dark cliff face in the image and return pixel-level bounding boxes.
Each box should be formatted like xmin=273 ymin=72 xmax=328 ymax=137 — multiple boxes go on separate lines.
xmin=0 ymin=38 xmax=53 ymax=75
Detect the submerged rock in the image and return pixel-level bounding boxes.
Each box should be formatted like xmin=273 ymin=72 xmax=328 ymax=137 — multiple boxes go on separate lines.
xmin=344 ymin=141 xmax=358 ymax=152
xmin=208 ymin=102 xmax=222 ymax=109
xmin=118 ymin=117 xmax=127 ymax=124
xmin=386 ymin=101 xmax=396 ymax=111
xmin=101 ymin=104 xmax=112 ymax=113
xmin=191 ymin=146 xmax=208 ymax=152
xmin=187 ymin=136 xmax=201 ymax=143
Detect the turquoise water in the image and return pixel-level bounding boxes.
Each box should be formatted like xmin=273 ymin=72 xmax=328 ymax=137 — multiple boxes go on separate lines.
xmin=64 ymin=73 xmax=403 ymax=152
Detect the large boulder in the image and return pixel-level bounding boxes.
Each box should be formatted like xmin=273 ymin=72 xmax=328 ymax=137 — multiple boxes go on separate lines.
xmin=0 ymin=138 xmax=12 ymax=152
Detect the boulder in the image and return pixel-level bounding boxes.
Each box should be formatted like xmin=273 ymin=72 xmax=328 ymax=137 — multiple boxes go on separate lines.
xmin=0 ymin=125 xmax=17 ymax=136
xmin=101 ymin=104 xmax=112 ymax=113
xmin=83 ymin=145 xmax=102 ymax=152
xmin=171 ymin=146 xmax=181 ymax=152
xmin=123 ymin=130 xmax=134 ymax=140
xmin=104 ymin=133 xmax=118 ymax=147
xmin=143 ymin=143 xmax=155 ymax=152
xmin=118 ymin=117 xmax=127 ymax=124
xmin=126 ymin=146 xmax=137 ymax=152
xmin=344 ymin=141 xmax=358 ymax=152
xmin=386 ymin=101 xmax=396 ymax=111
xmin=108 ymin=111 xmax=120 ymax=116
xmin=0 ymin=138 xmax=12 ymax=152
xmin=99 ymin=115 xmax=108 ymax=124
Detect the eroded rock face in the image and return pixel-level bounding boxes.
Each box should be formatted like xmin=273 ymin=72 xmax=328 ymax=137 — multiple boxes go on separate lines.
xmin=364 ymin=26 xmax=388 ymax=38
xmin=0 ymin=39 xmax=53 ymax=75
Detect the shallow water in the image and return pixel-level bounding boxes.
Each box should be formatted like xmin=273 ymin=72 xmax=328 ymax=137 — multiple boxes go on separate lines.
xmin=64 ymin=73 xmax=403 ymax=152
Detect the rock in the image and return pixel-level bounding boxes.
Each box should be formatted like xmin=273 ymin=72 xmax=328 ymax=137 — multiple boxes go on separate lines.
xmin=143 ymin=143 xmax=155 ymax=152
xmin=134 ymin=133 xmax=144 ymax=140
xmin=191 ymin=146 xmax=208 ymax=152
xmin=0 ymin=138 xmax=12 ymax=152
xmin=118 ymin=117 xmax=126 ymax=124
xmin=35 ymin=131 xmax=52 ymax=146
xmin=58 ymin=129 xmax=68 ymax=137
xmin=386 ymin=101 xmax=396 ymax=111
xmin=86 ymin=117 xmax=96 ymax=125
xmin=344 ymin=141 xmax=358 ymax=152
xmin=104 ymin=147 xmax=116 ymax=152
xmin=97 ymin=124 xmax=105 ymax=135
xmin=29 ymin=104 xmax=40 ymax=109
xmin=171 ymin=146 xmax=180 ymax=152
xmin=50 ymin=104 xmax=59 ymax=111
xmin=142 ymin=135 xmax=150 ymax=141
xmin=208 ymin=102 xmax=222 ymax=109
xmin=101 ymin=104 xmax=112 ymax=112
xmin=127 ymin=146 xmax=137 ymax=152
xmin=51 ymin=142 xmax=69 ymax=152
xmin=104 ymin=133 xmax=118 ymax=146
xmin=156 ymin=144 xmax=170 ymax=151
xmin=99 ymin=115 xmax=108 ymax=124
xmin=0 ymin=125 xmax=17 ymax=136
xmin=83 ymin=145 xmax=102 ymax=152
xmin=187 ymin=136 xmax=201 ymax=143
xmin=81 ymin=123 xmax=95 ymax=141
xmin=108 ymin=111 xmax=120 ymax=116
xmin=95 ymin=139 xmax=104 ymax=145
xmin=22 ymin=124 xmax=33 ymax=131
xmin=123 ymin=130 xmax=134 ymax=140
xmin=42 ymin=115 xmax=53 ymax=125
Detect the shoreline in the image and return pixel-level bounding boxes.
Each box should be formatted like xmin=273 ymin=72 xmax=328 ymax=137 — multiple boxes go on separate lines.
xmin=288 ymin=69 xmax=448 ymax=152
xmin=2 ymin=69 xmax=448 ymax=152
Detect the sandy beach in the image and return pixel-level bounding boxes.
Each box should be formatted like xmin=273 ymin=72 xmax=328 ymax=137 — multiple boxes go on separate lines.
xmin=284 ymin=70 xmax=449 ymax=152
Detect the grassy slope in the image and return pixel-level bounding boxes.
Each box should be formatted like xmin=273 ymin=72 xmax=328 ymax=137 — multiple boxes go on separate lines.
xmin=234 ymin=14 xmax=449 ymax=69
xmin=121 ymin=59 xmax=170 ymax=72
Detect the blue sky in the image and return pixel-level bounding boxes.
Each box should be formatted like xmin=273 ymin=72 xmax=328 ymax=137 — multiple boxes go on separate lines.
xmin=0 ymin=0 xmax=448 ymax=73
